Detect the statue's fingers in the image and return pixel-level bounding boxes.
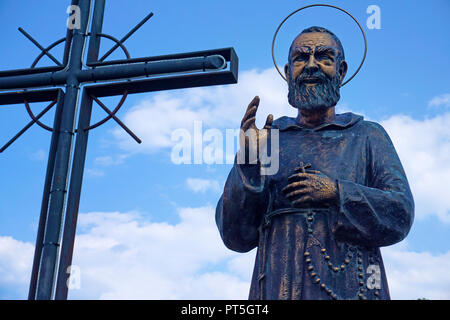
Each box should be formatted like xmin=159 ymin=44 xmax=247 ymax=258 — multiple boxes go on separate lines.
xmin=292 ymin=195 xmax=313 ymax=206
xmin=241 ymin=96 xmax=259 ymax=128
xmin=285 ymin=188 xmax=312 ymax=200
xmin=244 ymin=96 xmax=260 ymax=118
xmin=241 ymin=116 xmax=256 ymax=131
xmin=282 ymin=181 xmax=308 ymax=194
xmin=287 ymin=173 xmax=310 ymax=182
xmin=304 ymin=169 xmax=322 ymax=175
xmin=263 ymin=114 xmax=274 ymax=129
xmin=247 ymin=95 xmax=260 ymax=110
xmin=241 ymin=105 xmax=257 ymax=126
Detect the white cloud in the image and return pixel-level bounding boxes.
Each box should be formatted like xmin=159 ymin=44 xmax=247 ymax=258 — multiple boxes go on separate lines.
xmin=0 ymin=236 xmax=34 ymax=299
xmin=69 ymin=207 xmax=254 ymax=299
xmin=381 ymin=113 xmax=450 ymax=222
xmin=94 ymin=155 xmax=128 ymax=167
xmin=226 ymin=252 xmax=255 ymax=281
xmin=85 ymin=168 xmax=105 ymax=178
xmin=0 ymin=208 xmax=254 ymax=300
xmin=428 ymin=93 xmax=450 ymax=108
xmin=382 ymin=242 xmax=450 ymax=300
xmin=186 ymin=178 xmax=220 ymax=193
xmin=29 ymin=149 xmax=46 ymax=161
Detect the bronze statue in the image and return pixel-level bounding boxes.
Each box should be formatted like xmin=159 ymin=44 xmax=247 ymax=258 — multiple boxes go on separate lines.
xmin=215 ymin=26 xmax=414 ymax=300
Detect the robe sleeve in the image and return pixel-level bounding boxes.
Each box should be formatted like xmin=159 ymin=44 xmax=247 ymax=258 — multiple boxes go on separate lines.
xmin=215 ymin=152 xmax=269 ymax=252
xmin=334 ymin=122 xmax=414 ymax=247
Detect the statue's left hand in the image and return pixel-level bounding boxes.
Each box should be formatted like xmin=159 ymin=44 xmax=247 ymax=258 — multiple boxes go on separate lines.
xmin=282 ymin=170 xmax=338 ymax=208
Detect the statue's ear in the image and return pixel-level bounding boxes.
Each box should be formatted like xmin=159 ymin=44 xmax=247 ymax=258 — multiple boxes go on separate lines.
xmin=338 ymin=60 xmax=348 ymax=84
xmin=284 ymin=63 xmax=290 ymax=80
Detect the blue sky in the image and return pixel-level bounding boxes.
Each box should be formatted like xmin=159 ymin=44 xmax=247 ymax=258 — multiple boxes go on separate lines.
xmin=0 ymin=0 xmax=449 ymax=299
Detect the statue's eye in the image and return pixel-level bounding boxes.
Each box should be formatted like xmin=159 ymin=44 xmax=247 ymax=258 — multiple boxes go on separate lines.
xmin=294 ymin=53 xmax=309 ymax=62
xmin=315 ymin=51 xmax=334 ymax=62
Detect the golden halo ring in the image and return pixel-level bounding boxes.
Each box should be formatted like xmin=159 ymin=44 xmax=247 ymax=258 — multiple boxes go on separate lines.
xmin=272 ymin=4 xmax=367 ymax=87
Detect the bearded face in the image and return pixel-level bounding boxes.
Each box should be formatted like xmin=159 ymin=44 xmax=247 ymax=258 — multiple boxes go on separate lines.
xmin=286 ymin=30 xmax=346 ymax=111
xmin=287 ymin=66 xmax=341 ymax=111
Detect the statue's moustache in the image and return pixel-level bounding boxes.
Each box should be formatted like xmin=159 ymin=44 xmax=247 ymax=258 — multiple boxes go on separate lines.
xmin=294 ymin=69 xmax=330 ymax=86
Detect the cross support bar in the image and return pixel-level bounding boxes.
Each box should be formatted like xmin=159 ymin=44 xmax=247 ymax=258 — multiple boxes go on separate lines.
xmin=0 ymin=88 xmax=60 ymax=105
xmin=0 ymin=55 xmax=227 ymax=90
xmin=87 ymin=47 xmax=238 ymax=97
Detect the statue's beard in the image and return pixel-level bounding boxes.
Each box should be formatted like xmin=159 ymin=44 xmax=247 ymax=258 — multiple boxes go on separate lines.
xmin=288 ymin=69 xmax=341 ymax=111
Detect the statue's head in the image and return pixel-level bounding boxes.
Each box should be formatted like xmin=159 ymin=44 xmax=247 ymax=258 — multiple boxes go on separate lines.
xmin=284 ymin=26 xmax=348 ymax=111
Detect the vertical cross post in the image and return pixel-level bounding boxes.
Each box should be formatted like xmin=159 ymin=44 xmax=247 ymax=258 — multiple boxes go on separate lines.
xmin=30 ymin=0 xmax=92 ymax=300
xmin=54 ymin=0 xmax=105 ymax=300
xmin=28 ymin=89 xmax=65 ymax=299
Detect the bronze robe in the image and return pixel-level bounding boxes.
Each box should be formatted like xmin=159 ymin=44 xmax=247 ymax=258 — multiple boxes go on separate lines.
xmin=216 ymin=113 xmax=414 ymax=300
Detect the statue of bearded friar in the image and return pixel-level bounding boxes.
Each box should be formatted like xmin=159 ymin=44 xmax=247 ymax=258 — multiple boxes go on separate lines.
xmin=216 ymin=26 xmax=414 ymax=300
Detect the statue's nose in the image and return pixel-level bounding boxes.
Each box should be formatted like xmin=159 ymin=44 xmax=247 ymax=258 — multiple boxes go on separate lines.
xmin=306 ymin=55 xmax=319 ymax=72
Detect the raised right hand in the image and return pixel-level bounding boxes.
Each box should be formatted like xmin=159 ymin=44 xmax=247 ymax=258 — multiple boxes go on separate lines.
xmin=239 ymin=96 xmax=273 ymax=163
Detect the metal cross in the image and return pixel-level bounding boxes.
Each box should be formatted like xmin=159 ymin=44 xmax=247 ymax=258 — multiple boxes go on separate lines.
xmin=0 ymin=0 xmax=238 ymax=300
xmin=295 ymin=162 xmax=312 ymax=173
